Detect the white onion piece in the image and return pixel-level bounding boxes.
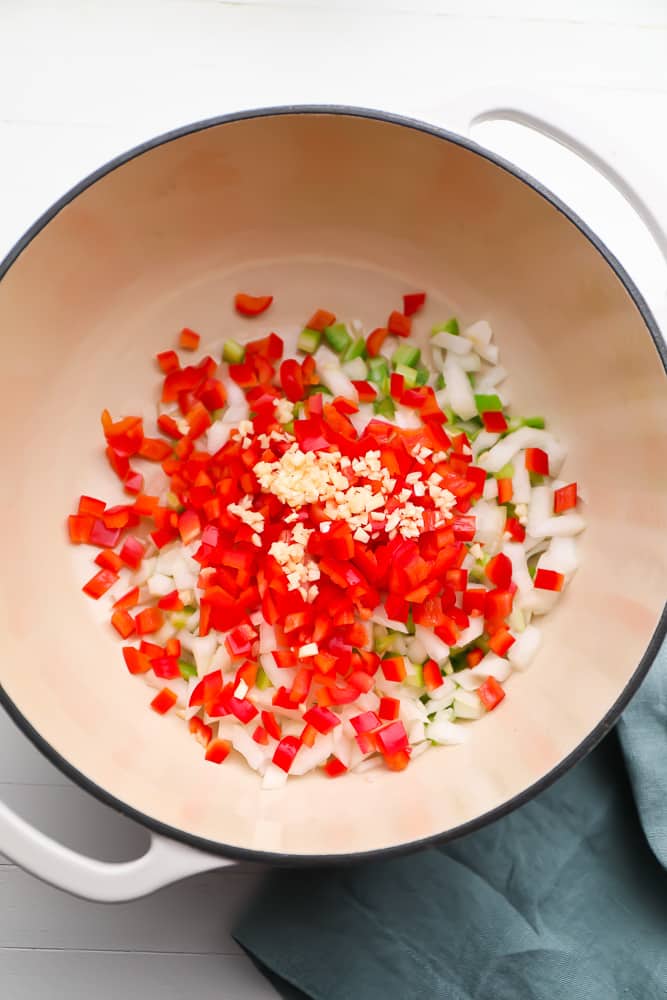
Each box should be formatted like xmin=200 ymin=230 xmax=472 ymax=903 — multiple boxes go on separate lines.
xmin=260 ymin=651 xmax=296 ymax=689
xmin=527 ymin=485 xmax=553 ymax=529
xmin=190 ymin=634 xmax=218 ymax=675
xmin=341 ymin=356 xmax=367 ymax=381
xmin=348 ymin=409 xmax=371 ymax=435
xmin=530 ymin=513 xmax=587 ymax=539
xmin=426 ymin=717 xmax=467 ymax=744
xmin=476 ymin=341 xmax=499 ymax=364
xmin=431 ymin=330 xmax=472 ymax=354
xmin=408 ymin=720 xmax=426 ymax=744
xmin=453 ymin=689 xmax=484 ymax=719
xmin=262 ymin=762 xmax=289 ymax=790
xmin=521 ymin=588 xmax=559 ymax=616
xmin=260 ymin=622 xmax=277 ymax=654
xmin=319 ymin=364 xmax=358 ymax=402
xmin=454 ymin=668 xmax=482 ymax=691
xmin=474 ymin=365 xmax=508 ymax=391
xmin=370 ymin=607 xmax=409 ymax=634
xmin=406 ymin=636 xmax=428 ymax=663
xmin=538 ymin=536 xmax=580 ymax=576
xmin=477 ymin=427 xmax=567 ymax=476
xmin=290 ymin=734 xmax=334 ymax=775
xmin=512 ymin=457 xmax=532 ymax=504
xmin=414 ymin=624 xmax=449 ymax=661
xmin=146 ymin=573 xmax=175 ymax=597
xmin=132 ymin=556 xmax=156 ymax=586
xmin=392 ymin=405 xmax=423 ymax=429
xmin=502 ymin=541 xmax=534 ymax=600
xmin=354 ymin=754 xmax=384 ymax=774
xmin=206 ymin=420 xmax=233 ymax=455
xmin=456 ymin=352 xmax=482 ymax=373
xmin=431 ymin=346 xmax=445 ymax=372
xmin=463 ymin=319 xmax=493 ymax=346
xmin=424 ymin=677 xmax=456 ymax=707
xmin=474 ymin=500 xmax=506 ymax=546
xmin=470 ymin=651 xmax=512 ymax=683
xmin=456 ymin=614 xmax=485 ymax=648
xmin=473 ymin=430 xmax=500 ymax=458
xmin=483 ymin=477 xmax=499 ymax=500
xmin=209 ymin=643 xmax=232 ymax=673
xmin=507 ymin=625 xmax=542 ymax=670
xmin=443 ymin=353 xmax=477 ymax=420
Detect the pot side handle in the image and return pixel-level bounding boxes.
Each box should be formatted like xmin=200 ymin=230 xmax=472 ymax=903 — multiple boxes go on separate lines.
xmin=0 ymin=799 xmax=230 ymax=902
xmin=435 ymin=87 xmax=667 ymax=335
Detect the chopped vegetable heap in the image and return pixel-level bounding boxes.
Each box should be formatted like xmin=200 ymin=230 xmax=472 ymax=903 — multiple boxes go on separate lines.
xmin=68 ymin=291 xmax=585 ymax=788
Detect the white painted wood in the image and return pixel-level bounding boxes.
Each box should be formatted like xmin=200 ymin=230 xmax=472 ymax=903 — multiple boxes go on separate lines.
xmin=0 ymin=0 xmax=665 ymax=994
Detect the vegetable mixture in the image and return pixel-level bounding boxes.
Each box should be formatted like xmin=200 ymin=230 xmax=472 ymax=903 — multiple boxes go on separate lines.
xmin=68 ymin=292 xmax=585 ymax=788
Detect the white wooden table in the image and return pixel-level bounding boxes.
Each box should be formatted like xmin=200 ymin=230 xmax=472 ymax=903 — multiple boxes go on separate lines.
xmin=1 ymin=1 xmax=666 ymax=996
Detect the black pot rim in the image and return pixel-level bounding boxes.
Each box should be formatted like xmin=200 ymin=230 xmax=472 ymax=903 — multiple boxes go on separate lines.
xmin=1 ymin=103 xmax=666 ymax=869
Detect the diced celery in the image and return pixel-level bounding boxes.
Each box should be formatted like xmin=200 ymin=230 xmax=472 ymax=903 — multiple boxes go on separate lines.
xmin=298 ymin=327 xmax=322 ymax=354
xmin=283 ymin=420 xmax=294 ymax=434
xmin=529 ymin=472 xmax=545 ymax=487
xmin=406 ymin=607 xmax=416 ymax=636
xmin=393 ymin=363 xmax=418 ymax=387
xmin=178 ymin=659 xmax=197 ymax=680
xmin=468 ymin=564 xmax=487 ymax=584
xmin=405 ymin=662 xmax=424 ymax=688
xmin=256 ymin=666 xmax=273 ymax=690
xmin=342 ymin=336 xmax=367 ymax=363
xmin=306 ymin=384 xmax=333 ymax=397
xmin=324 ymin=322 xmax=352 ymax=354
xmin=367 ymin=356 xmax=389 ymax=385
xmin=527 ymin=553 xmax=540 ymax=579
xmin=211 ymin=408 xmax=226 ymax=421
xmin=493 ymin=462 xmax=515 ymax=479
xmin=474 ymin=393 xmax=503 ymax=413
xmin=222 ymin=339 xmax=245 ymax=364
xmin=293 ymin=401 xmax=304 ymax=417
xmin=449 ymin=651 xmax=468 ymax=672
xmin=443 ymin=660 xmax=454 ymax=675
xmin=415 ymin=365 xmax=430 ymax=386
xmin=166 ymin=490 xmax=183 ymax=511
xmin=523 ymin=415 xmax=546 ymax=429
xmin=170 ymin=607 xmax=194 ymax=630
xmin=392 ymin=342 xmax=421 ymax=369
xmin=374 ymin=633 xmax=396 ymax=655
xmin=431 ymin=317 xmax=460 ymax=336
xmin=435 ymin=373 xmax=446 ymax=390
xmin=373 ymin=396 xmax=396 ymax=419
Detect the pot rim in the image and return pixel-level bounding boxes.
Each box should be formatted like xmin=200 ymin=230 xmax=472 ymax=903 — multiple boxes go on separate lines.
xmin=1 ymin=103 xmax=665 ymax=866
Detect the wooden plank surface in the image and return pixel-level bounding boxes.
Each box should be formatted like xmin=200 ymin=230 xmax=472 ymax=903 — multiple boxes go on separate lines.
xmin=0 ymin=1 xmax=665 ymax=996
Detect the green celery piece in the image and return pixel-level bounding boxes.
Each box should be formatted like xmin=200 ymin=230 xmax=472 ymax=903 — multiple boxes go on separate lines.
xmin=324 ymin=322 xmax=352 ymax=354
xmin=527 ymin=553 xmax=540 ymax=579
xmin=374 ymin=633 xmax=397 ymax=655
xmin=292 ymin=401 xmax=304 ymax=417
xmin=530 ymin=472 xmax=545 ymax=487
xmin=393 ymin=363 xmax=418 ymax=387
xmin=166 ymin=490 xmax=183 ymax=511
xmin=256 ymin=666 xmax=273 ymax=690
xmin=373 ymin=396 xmax=396 ymax=419
xmin=283 ymin=420 xmax=294 ymax=434
xmin=222 ymin=339 xmax=245 ymax=364
xmin=406 ymin=607 xmax=416 ymax=636
xmin=431 ymin=317 xmax=460 ymax=336
xmin=178 ymin=659 xmax=197 ymax=681
xmin=306 ymin=384 xmax=333 ymax=396
xmin=474 ymin=392 xmax=503 ymax=413
xmin=415 ymin=367 xmax=429 ymax=386
xmin=392 ymin=342 xmax=421 ymax=369
xmin=435 ymin=372 xmax=446 ymax=390
xmin=405 ymin=662 xmax=424 ymax=688
xmin=170 ymin=608 xmax=194 ymax=629
xmin=468 ymin=564 xmax=487 ymax=584
xmin=342 ymin=336 xmax=367 ymax=363
xmin=523 ymin=415 xmax=546 ymax=429
xmin=297 ymin=328 xmax=322 ymax=354
xmin=211 ymin=407 xmax=226 ymax=421
xmin=493 ymin=462 xmax=515 ymax=479
xmin=367 ymin=356 xmax=389 ymax=385
xmin=449 ymin=651 xmax=468 ymax=672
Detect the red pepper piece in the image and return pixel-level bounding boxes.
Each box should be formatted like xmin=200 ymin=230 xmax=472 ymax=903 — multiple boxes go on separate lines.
xmin=488 ymin=626 xmax=515 ymax=656
xmin=554 ymin=482 xmax=577 ymax=513
xmin=534 ymin=568 xmax=564 ymax=592
xmin=376 ymin=720 xmax=409 ymax=755
xmin=477 ymin=676 xmax=506 ymax=711
xmin=324 ymin=756 xmax=347 ymax=777
xmin=402 ymin=291 xmax=426 ymax=316
xmin=150 ymin=688 xmax=178 ymax=715
xmin=381 ymin=657 xmax=407 ymax=682
xmin=306 ymin=308 xmax=336 ymax=331
xmin=485 ymin=552 xmax=513 ymax=590
xmin=82 ymin=568 xmax=118 ymax=599
xmin=68 ymin=514 xmax=94 ymax=544
xmin=366 ymin=327 xmax=389 ymax=357
xmin=122 ymin=646 xmax=152 ymax=675
xmin=481 ymin=410 xmax=508 ymax=433
xmin=179 ymin=328 xmax=200 ymax=351
xmin=135 ymin=608 xmax=164 ymax=636
xmin=378 ymin=696 xmax=400 ymax=721
xmin=157 ymin=350 xmax=179 ymax=373
xmin=205 ymin=739 xmax=232 ymax=763
xmin=273 ymin=735 xmax=302 ymax=773
xmin=234 ymin=292 xmax=273 ymax=316
xmin=525 ymin=447 xmax=549 ymax=476
xmin=119 ymin=536 xmax=146 ymax=569
xmin=387 ymin=310 xmax=411 ymax=337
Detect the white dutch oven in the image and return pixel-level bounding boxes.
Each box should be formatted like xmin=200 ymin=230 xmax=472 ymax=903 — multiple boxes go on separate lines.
xmin=0 ymin=94 xmax=665 ymax=901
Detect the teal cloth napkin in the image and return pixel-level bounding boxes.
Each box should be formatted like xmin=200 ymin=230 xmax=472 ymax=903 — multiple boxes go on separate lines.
xmin=233 ymin=638 xmax=667 ymax=1000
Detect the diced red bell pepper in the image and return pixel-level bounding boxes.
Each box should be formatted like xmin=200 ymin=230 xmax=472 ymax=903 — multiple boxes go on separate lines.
xmin=387 ymin=311 xmax=411 ymax=337
xmin=272 ymin=649 xmax=297 ymax=668
xmin=366 ymin=327 xmax=389 ymax=357
xmin=351 ymin=380 xmax=377 ymax=403
xmin=119 ymin=536 xmax=146 ymax=569
xmin=110 ymin=609 xmax=136 ymax=638
xmin=82 ymin=568 xmax=118 ymax=599
xmin=376 ymin=720 xmax=409 ymax=755
xmin=234 ymin=292 xmax=273 ymax=317
xmin=306 ymin=308 xmax=336 ymax=331
xmin=179 ymin=328 xmax=200 ymax=351
xmin=89 ymin=519 xmax=122 ymax=548
xmin=150 ymin=688 xmax=178 ymax=715
xmin=477 ymin=676 xmax=506 ymax=711
xmin=96 ymin=549 xmax=123 ymax=573
xmin=485 ymin=552 xmax=512 ymax=590
xmin=355 ymin=731 xmax=377 ymax=755
xmin=554 ymin=482 xmax=577 ymax=513
xmin=505 ymin=516 xmax=526 ymax=542
xmin=466 ymin=647 xmax=484 ymax=668
xmin=488 ymin=626 xmax=515 ymax=656
xmin=379 ymin=696 xmax=400 ymax=721
xmin=497 ymin=478 xmax=513 ymax=504
xmin=384 ymin=749 xmax=411 ymax=771
xmin=205 ymin=739 xmax=232 ymax=763
xmin=324 ymin=756 xmax=348 ymax=777
xmin=303 ymin=705 xmax=340 ymax=734
xmin=381 ymin=656 xmax=407 ymax=682
xmin=185 ymin=402 xmax=212 ymax=438
xmin=123 ymin=469 xmax=144 ymax=495
xmin=113 ymin=586 xmax=140 ymax=611
xmin=403 ymin=291 xmax=426 ymax=316
xmin=151 ymin=655 xmax=181 ymax=679
xmin=451 ymin=515 xmax=476 ymax=541
xmin=279 ymin=358 xmax=306 ymax=402
xmin=525 ymin=447 xmax=549 ymax=475
xmin=481 ymin=411 xmax=508 ymax=433
xmin=261 ymin=710 xmax=282 ymax=740
xmin=122 ymin=646 xmax=152 ymax=675
xmin=68 ymin=514 xmax=94 ymax=544
xmin=462 ymin=589 xmax=487 ymax=616
xmin=134 ymin=608 xmax=164 ymax=635
xmin=350 ymin=711 xmax=381 ymax=734
xmin=390 ymin=372 xmax=405 ymax=401
xmin=252 ymin=725 xmax=270 ymax=746
xmin=423 ymin=659 xmax=444 ymax=692
xmin=273 ymin=735 xmax=302 ymax=773
xmin=157 ymin=349 xmax=180 ymax=373
xmin=534 ymin=568 xmax=564 ymax=592
xmin=78 ymin=495 xmax=106 ymax=517
xmin=189 ymin=716 xmax=213 ymax=747
xmin=485 ymin=589 xmax=513 ymax=622
xmin=178 ymin=509 xmax=201 ymax=544
xmin=157 ymin=590 xmax=184 ymax=611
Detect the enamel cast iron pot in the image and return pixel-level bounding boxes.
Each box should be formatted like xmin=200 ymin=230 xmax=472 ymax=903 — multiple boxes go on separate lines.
xmin=0 ymin=97 xmax=665 ymax=901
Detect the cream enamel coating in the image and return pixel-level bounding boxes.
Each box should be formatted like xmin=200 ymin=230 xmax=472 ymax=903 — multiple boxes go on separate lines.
xmin=0 ymin=111 xmax=665 ymax=859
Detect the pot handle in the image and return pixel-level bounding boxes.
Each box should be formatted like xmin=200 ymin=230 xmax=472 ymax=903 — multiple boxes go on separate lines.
xmin=435 ymin=88 xmax=667 ymax=331
xmin=0 ymin=799 xmax=230 ymax=901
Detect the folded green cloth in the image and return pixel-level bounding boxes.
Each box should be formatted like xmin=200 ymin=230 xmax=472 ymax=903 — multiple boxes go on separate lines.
xmin=234 ymin=644 xmax=667 ymax=1000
